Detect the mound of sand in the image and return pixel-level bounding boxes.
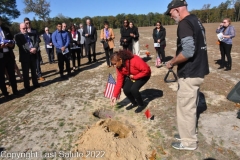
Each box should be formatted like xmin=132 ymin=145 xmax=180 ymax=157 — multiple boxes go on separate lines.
xmin=73 ymin=118 xmax=150 ymax=160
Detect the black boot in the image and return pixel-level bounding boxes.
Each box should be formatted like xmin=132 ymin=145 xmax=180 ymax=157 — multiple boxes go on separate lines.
xmin=135 ymin=105 xmax=144 ymax=113
xmin=218 ymin=66 xmax=224 ymax=69
xmin=224 ymin=63 xmax=231 ymax=71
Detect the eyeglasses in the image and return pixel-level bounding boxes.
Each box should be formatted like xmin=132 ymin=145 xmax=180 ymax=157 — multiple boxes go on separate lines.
xmin=21 ymin=28 xmax=27 ymax=30
xmin=45 ymin=30 xmax=49 ymax=31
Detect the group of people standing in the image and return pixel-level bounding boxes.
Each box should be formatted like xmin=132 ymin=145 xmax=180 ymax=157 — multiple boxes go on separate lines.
xmin=0 ymin=16 xmax=45 ymax=99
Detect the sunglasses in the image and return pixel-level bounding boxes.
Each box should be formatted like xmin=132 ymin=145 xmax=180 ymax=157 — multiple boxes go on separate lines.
xmin=45 ymin=30 xmax=49 ymax=31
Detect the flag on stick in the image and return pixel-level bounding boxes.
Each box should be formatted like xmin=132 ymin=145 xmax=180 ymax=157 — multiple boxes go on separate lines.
xmin=104 ymin=74 xmax=120 ymax=99
xmin=145 ymin=109 xmax=151 ymax=119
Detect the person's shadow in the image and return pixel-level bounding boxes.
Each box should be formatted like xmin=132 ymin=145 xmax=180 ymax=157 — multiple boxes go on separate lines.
xmin=116 ymin=88 xmax=163 ymax=112
xmin=196 ymin=91 xmax=208 ymax=129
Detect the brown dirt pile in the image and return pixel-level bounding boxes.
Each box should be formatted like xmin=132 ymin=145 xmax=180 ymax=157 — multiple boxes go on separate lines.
xmin=73 ymin=118 xmax=150 ymax=160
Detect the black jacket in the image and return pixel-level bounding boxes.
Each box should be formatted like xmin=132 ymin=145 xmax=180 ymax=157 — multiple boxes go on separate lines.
xmin=14 ymin=32 xmax=39 ymax=62
xmin=131 ymin=26 xmax=139 ymax=41
xmin=152 ymin=26 xmax=166 ymax=46
xmin=82 ymin=25 xmax=97 ymax=44
xmin=120 ymin=27 xmax=132 ymax=44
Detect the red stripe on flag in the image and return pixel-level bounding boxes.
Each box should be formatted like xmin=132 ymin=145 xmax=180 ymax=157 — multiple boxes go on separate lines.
xmin=104 ymin=74 xmax=120 ymax=99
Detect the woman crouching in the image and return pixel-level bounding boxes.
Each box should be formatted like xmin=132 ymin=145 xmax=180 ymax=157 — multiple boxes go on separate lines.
xmin=110 ymin=49 xmax=151 ymax=113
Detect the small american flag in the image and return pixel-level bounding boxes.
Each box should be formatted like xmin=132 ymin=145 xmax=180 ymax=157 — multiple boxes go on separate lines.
xmin=104 ymin=74 xmax=119 ymax=99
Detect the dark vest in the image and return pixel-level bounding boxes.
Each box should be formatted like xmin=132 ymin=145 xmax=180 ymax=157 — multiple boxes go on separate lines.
xmin=176 ymin=14 xmax=209 ymax=78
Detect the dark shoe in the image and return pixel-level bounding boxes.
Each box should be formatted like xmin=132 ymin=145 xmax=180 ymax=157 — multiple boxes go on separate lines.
xmin=60 ymin=75 xmax=66 ymax=79
xmin=87 ymin=61 xmax=92 ymax=64
xmin=13 ymin=90 xmax=20 ymax=95
xmin=4 ymin=94 xmax=12 ymax=101
xmin=93 ymin=59 xmax=97 ymax=62
xmin=33 ymin=85 xmax=40 ymax=89
xmin=171 ymin=142 xmax=197 ymax=150
xmin=25 ymin=87 xmax=32 ymax=93
xmin=135 ymin=106 xmax=144 ymax=113
xmin=224 ymin=67 xmax=231 ymax=71
xmin=67 ymin=73 xmax=72 ymax=77
xmin=218 ymin=66 xmax=224 ymax=69
xmin=126 ymin=103 xmax=138 ymax=110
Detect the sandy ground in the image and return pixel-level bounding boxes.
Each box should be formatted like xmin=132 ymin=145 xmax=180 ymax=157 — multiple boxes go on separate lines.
xmin=0 ymin=22 xmax=240 ymax=160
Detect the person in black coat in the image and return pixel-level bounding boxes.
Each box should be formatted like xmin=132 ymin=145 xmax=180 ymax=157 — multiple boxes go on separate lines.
xmin=15 ymin=23 xmax=40 ymax=92
xmin=24 ymin=17 xmax=44 ymax=81
xmin=43 ymin=27 xmax=55 ymax=63
xmin=153 ymin=21 xmax=166 ymax=64
xmin=0 ymin=16 xmax=19 ymax=98
xmin=120 ymin=19 xmax=132 ymax=52
xmin=82 ymin=18 xmax=97 ymax=64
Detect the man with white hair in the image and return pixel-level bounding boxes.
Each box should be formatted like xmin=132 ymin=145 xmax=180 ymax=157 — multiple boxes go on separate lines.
xmin=15 ymin=23 xmax=40 ymax=92
xmin=82 ymin=18 xmax=97 ymax=64
xmin=78 ymin=23 xmax=86 ymax=57
xmin=43 ymin=27 xmax=55 ymax=63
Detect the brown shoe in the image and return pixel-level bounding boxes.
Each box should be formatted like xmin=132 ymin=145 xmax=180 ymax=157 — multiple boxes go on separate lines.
xmin=38 ymin=77 xmax=45 ymax=81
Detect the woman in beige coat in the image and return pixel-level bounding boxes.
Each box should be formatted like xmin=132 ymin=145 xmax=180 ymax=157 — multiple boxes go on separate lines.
xmin=100 ymin=21 xmax=115 ymax=67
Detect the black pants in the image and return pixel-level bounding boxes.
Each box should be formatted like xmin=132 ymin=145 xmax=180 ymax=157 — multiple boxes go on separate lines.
xmin=36 ymin=51 xmax=42 ymax=78
xmin=122 ymin=76 xmax=150 ymax=106
xmin=71 ymin=49 xmax=81 ymax=67
xmin=156 ymin=45 xmax=166 ymax=63
xmin=80 ymin=43 xmax=87 ymax=57
xmin=220 ymin=42 xmax=232 ymax=68
xmin=0 ymin=53 xmax=18 ymax=95
xmin=56 ymin=51 xmax=71 ymax=76
xmin=21 ymin=56 xmax=39 ymax=89
xmin=86 ymin=42 xmax=96 ymax=62
xmin=104 ymin=48 xmax=113 ymax=66
xmin=45 ymin=48 xmax=54 ymax=63
xmin=123 ymin=44 xmax=132 ymax=53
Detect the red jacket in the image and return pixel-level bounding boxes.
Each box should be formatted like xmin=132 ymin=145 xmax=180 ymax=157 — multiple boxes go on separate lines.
xmin=113 ymin=55 xmax=151 ymax=97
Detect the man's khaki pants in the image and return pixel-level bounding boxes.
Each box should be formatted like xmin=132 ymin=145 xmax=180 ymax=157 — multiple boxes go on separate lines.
xmin=177 ymin=77 xmax=204 ymax=148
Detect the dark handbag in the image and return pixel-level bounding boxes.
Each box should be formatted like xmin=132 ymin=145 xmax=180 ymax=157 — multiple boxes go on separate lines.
xmin=120 ymin=39 xmax=128 ymax=46
xmin=103 ymin=41 xmax=109 ymax=49
xmin=101 ymin=38 xmax=109 ymax=49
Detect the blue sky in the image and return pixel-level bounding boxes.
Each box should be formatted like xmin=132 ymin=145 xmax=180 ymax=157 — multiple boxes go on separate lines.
xmin=14 ymin=0 xmax=226 ymax=23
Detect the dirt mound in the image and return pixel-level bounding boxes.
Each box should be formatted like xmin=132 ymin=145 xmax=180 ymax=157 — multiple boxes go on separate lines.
xmin=73 ymin=118 xmax=150 ymax=160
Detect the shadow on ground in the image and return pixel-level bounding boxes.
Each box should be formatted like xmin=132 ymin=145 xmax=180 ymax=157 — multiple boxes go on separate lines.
xmin=117 ymin=88 xmax=163 ymax=112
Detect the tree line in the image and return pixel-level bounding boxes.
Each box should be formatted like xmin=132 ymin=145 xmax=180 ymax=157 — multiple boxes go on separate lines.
xmin=1 ymin=0 xmax=240 ymax=35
